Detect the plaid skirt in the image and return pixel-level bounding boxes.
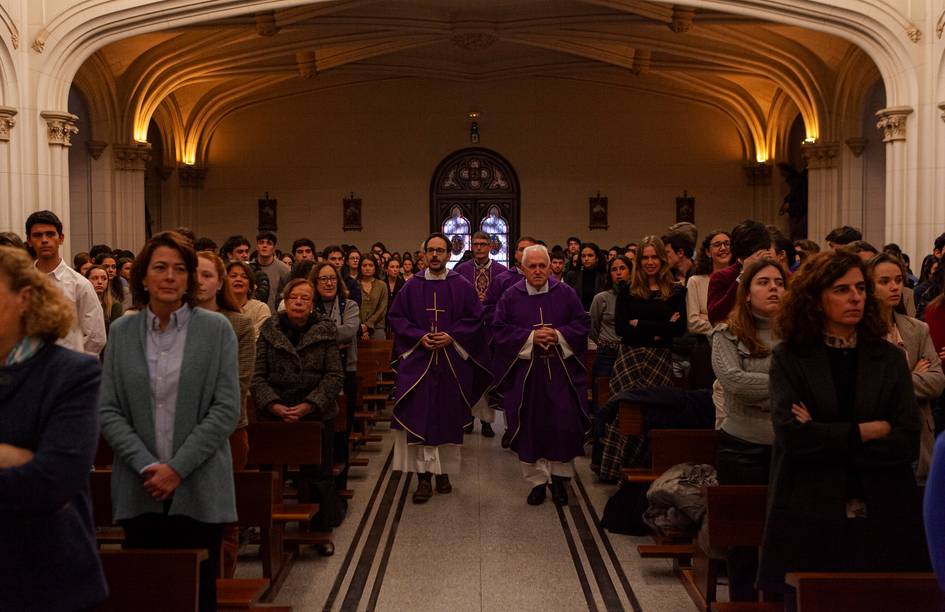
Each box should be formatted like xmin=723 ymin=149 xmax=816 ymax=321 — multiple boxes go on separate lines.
xmin=598 ymin=346 xmax=673 ymax=482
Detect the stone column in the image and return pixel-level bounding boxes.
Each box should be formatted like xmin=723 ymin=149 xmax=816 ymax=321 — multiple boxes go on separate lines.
xmin=177 ymin=164 xmax=207 ymax=230
xmin=0 ymin=107 xmax=18 ymax=234
xmin=802 ymin=142 xmax=841 ymax=245
xmin=875 ymin=106 xmax=914 ymax=253
xmin=40 ymin=111 xmax=79 ymax=255
xmin=112 ymin=142 xmax=151 ymax=249
xmin=743 ymin=161 xmax=776 ymax=227
xmin=839 ymin=137 xmax=869 ymax=236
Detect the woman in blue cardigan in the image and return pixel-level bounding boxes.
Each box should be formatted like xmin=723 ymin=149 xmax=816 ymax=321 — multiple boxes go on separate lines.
xmin=0 ymin=245 xmax=108 ymax=612
xmin=100 ymin=231 xmax=240 ymax=612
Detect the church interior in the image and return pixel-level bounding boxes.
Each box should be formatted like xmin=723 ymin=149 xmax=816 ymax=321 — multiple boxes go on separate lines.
xmin=3 ymin=0 xmax=945 ymax=610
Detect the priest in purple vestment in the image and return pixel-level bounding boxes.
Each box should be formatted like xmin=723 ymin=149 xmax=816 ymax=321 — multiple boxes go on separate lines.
xmin=455 ymin=230 xmax=508 ymax=438
xmin=491 ymin=244 xmax=590 ymax=506
xmin=388 ymin=233 xmax=492 ymax=503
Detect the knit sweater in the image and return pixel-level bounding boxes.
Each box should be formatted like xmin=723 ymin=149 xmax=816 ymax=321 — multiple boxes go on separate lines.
xmin=712 ymin=316 xmax=779 ymax=445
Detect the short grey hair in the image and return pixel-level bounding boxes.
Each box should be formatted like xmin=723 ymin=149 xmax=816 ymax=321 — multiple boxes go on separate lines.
xmin=522 ymin=244 xmax=550 ymax=265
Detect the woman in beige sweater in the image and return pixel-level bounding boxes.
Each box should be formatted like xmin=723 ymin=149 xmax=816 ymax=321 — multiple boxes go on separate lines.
xmin=358 ymin=254 xmax=388 ymax=340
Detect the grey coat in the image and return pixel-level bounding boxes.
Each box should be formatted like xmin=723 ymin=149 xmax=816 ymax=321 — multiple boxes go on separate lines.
xmin=100 ymin=308 xmax=240 ymax=524
xmin=251 ymin=314 xmax=344 ymax=421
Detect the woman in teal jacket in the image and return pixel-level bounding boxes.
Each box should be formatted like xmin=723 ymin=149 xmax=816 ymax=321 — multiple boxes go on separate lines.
xmin=100 ymin=231 xmax=240 ymax=612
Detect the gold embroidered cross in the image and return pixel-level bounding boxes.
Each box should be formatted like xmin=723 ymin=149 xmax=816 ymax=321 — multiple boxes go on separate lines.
xmin=533 ymin=306 xmax=554 ymax=381
xmin=426 ymin=292 xmax=445 ymax=333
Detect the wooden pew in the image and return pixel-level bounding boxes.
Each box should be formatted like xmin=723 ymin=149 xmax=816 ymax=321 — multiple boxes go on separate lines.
xmin=682 ymin=485 xmax=769 ymax=612
xmin=785 ymin=572 xmax=944 ymax=612
xmin=98 ymin=549 xmax=271 ymax=612
xmin=89 ymin=469 xmax=124 ymax=545
xmin=98 ymin=549 xmax=206 ymax=612
xmin=247 ymin=422 xmax=331 ymax=549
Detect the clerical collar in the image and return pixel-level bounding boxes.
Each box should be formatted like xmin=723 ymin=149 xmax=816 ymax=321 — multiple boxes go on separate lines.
xmin=526 ymin=281 xmax=549 ymax=295
xmin=474 ymin=259 xmax=491 ymax=270
xmin=424 ymin=268 xmax=448 ymax=281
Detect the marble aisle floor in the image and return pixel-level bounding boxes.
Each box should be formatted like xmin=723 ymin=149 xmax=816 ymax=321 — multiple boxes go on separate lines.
xmin=236 ymin=417 xmax=698 ymax=611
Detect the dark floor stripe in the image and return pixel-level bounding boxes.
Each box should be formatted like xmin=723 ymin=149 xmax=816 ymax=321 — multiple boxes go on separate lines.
xmin=365 ymin=472 xmax=413 ymax=611
xmin=322 ymin=450 xmax=394 ymax=612
xmin=567 ymin=487 xmax=623 ymax=610
xmin=339 ymin=469 xmax=403 ymax=610
xmin=574 ymin=474 xmax=643 ymax=612
xmin=555 ymin=501 xmax=599 ymax=612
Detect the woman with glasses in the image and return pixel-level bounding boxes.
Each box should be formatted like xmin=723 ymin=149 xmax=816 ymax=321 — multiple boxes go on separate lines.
xmin=310 ymin=262 xmax=361 ymax=491
xmin=251 ymin=279 xmax=346 ymax=549
xmin=687 ymin=230 xmax=732 ymax=336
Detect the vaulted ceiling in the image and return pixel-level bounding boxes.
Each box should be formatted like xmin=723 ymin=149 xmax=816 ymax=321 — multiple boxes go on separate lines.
xmin=72 ymin=0 xmax=881 ymax=167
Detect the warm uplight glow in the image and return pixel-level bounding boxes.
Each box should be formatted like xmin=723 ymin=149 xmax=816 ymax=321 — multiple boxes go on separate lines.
xmin=181 ymin=151 xmax=196 ymax=166
xmin=756 ymin=153 xmax=768 ymax=163
xmin=803 ymin=136 xmax=817 ymax=144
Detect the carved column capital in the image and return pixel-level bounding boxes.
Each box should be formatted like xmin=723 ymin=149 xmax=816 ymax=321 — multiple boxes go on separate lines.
xmin=743 ymin=161 xmax=772 ymax=186
xmin=938 ymin=102 xmax=945 ymax=123
xmin=875 ymin=106 xmax=913 ymax=143
xmin=670 ymin=6 xmax=695 ymax=33
xmin=40 ymin=111 xmax=79 ymax=146
xmin=113 ymin=142 xmax=152 ymax=171
xmin=0 ymin=106 xmax=17 ymax=142
xmin=179 ymin=165 xmax=208 ymax=188
xmin=802 ymin=142 xmax=841 ymax=170
xmin=845 ymin=137 xmax=869 ymax=158
xmin=87 ymin=140 xmax=108 ymax=160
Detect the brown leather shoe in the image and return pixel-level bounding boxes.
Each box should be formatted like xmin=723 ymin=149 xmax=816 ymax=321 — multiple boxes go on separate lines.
xmin=435 ymin=474 xmax=452 ymax=494
xmin=413 ymin=475 xmax=433 ymax=503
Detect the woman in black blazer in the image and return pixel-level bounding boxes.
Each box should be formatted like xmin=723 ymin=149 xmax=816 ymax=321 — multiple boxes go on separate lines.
xmin=0 ymin=245 xmax=107 ymax=611
xmin=759 ymin=250 xmax=929 ymax=598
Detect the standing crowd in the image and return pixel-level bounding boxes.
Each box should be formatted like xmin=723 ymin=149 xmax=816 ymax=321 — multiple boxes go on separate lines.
xmin=3 ymin=209 xmax=945 ymax=610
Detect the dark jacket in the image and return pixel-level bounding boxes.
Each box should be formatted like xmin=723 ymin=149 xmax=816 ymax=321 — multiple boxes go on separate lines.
xmin=758 ymin=338 xmax=929 ymax=591
xmin=614 ymin=283 xmax=687 ymax=349
xmin=251 ymin=314 xmax=344 ymax=421
xmin=249 ymin=261 xmax=270 ymax=305
xmin=564 ymin=266 xmax=608 ymax=311
xmin=0 ymin=344 xmax=108 ymax=611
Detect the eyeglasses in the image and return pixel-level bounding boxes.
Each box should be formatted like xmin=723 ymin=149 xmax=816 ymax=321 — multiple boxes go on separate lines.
xmin=710 ymin=240 xmax=731 ymax=249
xmin=316 ymin=276 xmax=337 ymax=284
xmin=472 ymin=242 xmax=490 ymax=248
xmin=426 ymin=248 xmax=447 ymax=255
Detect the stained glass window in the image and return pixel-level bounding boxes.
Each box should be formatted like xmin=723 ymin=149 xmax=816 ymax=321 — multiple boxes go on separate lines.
xmin=441 ymin=206 xmax=471 ymax=270
xmin=480 ymin=206 xmax=510 ymax=269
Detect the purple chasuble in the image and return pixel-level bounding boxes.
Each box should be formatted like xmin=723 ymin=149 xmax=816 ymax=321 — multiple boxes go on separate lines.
xmin=490 ymin=278 xmax=590 ymax=464
xmin=388 ymin=271 xmax=492 ymax=445
xmin=455 ymin=259 xmax=509 ymax=302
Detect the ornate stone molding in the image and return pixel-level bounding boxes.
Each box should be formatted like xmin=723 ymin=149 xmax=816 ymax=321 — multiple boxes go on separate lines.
xmin=801 ymin=142 xmax=841 ymax=170
xmin=937 ymin=10 xmax=945 ymax=38
xmin=32 ymin=28 xmax=48 ymax=53
xmin=0 ymin=106 xmax=17 ymax=142
xmin=296 ymin=51 xmax=317 ymax=79
xmin=40 ymin=111 xmax=79 ymax=146
xmin=179 ymin=165 xmax=208 ymax=188
xmin=907 ymin=26 xmax=921 ymax=43
xmin=845 ymin=137 xmax=869 ymax=158
xmin=743 ymin=162 xmax=771 ymax=186
xmin=939 ymin=102 xmax=945 ymax=123
xmin=113 ymin=143 xmax=152 ymax=171
xmin=255 ymin=12 xmax=280 ymax=37
xmin=875 ymin=106 xmax=914 ymax=143
xmin=87 ymin=140 xmax=108 ymax=160
xmin=670 ymin=6 xmax=695 ymax=33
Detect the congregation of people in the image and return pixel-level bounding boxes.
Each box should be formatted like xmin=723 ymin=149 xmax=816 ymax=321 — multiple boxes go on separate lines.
xmin=6 ymin=207 xmax=945 ymax=611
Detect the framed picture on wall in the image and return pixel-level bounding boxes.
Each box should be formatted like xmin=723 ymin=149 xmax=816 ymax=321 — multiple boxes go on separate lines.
xmin=589 ymin=192 xmax=608 ymax=230
xmin=675 ymin=190 xmax=695 ymax=224
xmin=258 ymin=194 xmax=277 ymax=231
xmin=343 ymin=193 xmax=362 ymax=231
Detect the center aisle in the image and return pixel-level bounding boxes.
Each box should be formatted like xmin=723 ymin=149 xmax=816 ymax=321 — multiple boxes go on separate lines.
xmin=244 ymin=420 xmax=696 ymax=611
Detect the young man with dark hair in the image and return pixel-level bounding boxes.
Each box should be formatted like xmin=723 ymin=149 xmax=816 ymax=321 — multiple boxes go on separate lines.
xmin=221 ymin=235 xmax=269 ymax=304
xmin=550 ymin=249 xmax=566 ymax=282
xmin=563 ymin=236 xmax=582 ymax=275
xmin=933 ymin=232 xmax=945 ymax=260
xmin=88 ymin=243 xmax=113 ymax=261
xmin=707 ymin=219 xmax=774 ymax=324
xmin=387 ymin=232 xmax=491 ymax=503
xmin=255 ymin=231 xmax=290 ymax=313
xmin=25 ymin=210 xmax=106 ymax=356
xmin=824 ymin=225 xmax=862 ymax=248
xmin=194 ymin=237 xmax=218 ymax=253
xmin=661 ymin=232 xmax=696 ymax=282
xmin=293 ymin=238 xmax=316 ymax=263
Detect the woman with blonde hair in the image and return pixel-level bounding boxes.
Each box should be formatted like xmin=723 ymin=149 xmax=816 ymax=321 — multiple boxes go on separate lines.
xmin=598 ymin=236 xmax=687 ymax=481
xmin=0 ymin=245 xmax=108 ymax=610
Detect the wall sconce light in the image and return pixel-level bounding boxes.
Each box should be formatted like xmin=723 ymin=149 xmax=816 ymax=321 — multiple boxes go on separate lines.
xmin=469 ymin=111 xmax=480 ymax=144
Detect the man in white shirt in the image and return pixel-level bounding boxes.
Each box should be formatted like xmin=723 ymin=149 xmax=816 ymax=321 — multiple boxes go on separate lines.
xmin=26 ymin=210 xmax=106 ymax=356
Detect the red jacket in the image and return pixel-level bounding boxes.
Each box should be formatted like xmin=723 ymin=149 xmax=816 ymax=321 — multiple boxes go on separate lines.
xmin=707 ymin=262 xmax=741 ymax=324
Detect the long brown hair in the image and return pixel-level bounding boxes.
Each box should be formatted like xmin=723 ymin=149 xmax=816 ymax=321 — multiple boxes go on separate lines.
xmin=865 ymin=252 xmax=907 ymax=317
xmin=197 ymin=251 xmax=241 ymax=313
xmin=85 ymin=264 xmax=116 ymax=323
xmin=308 ymin=261 xmax=348 ymax=301
xmin=629 ymin=235 xmax=676 ymax=299
xmin=726 ymin=258 xmax=786 ymax=357
xmin=776 ymin=250 xmax=887 ymax=346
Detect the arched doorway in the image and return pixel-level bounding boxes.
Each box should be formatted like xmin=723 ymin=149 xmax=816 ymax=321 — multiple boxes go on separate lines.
xmin=429 ymin=148 xmax=520 ymax=269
